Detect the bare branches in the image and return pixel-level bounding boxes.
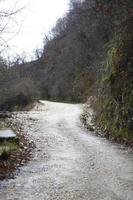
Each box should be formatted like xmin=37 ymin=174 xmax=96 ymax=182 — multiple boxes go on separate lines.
xmin=0 ymin=1 xmax=25 ymax=53
xmin=0 ymin=6 xmax=24 ymax=17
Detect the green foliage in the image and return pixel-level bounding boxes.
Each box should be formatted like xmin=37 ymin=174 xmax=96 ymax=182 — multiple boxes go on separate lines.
xmin=93 ymin=16 xmax=133 ymax=144
xmin=0 ymin=139 xmax=19 ymax=160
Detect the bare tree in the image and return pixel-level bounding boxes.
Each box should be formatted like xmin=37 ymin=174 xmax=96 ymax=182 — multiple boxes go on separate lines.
xmin=0 ymin=0 xmax=25 ymax=53
xmin=34 ymin=48 xmax=43 ymax=60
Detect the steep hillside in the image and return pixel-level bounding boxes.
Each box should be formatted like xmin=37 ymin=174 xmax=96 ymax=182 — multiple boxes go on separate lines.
xmin=31 ymin=0 xmax=115 ymax=102
xmin=83 ymin=15 xmax=133 ymax=144
xmin=98 ymin=16 xmax=133 ymax=143
xmin=0 ymin=0 xmax=114 ymax=108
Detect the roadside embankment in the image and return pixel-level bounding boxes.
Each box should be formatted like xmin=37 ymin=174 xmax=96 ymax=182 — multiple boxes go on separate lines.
xmin=0 ymin=113 xmax=34 ymax=180
xmin=81 ymin=97 xmax=133 ymax=148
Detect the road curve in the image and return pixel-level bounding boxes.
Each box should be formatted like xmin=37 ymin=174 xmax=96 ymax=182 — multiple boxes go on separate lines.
xmin=0 ymin=101 xmax=133 ymax=200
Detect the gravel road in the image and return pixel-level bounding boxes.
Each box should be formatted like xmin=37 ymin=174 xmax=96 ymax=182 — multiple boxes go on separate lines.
xmin=0 ymin=101 xmax=133 ymax=200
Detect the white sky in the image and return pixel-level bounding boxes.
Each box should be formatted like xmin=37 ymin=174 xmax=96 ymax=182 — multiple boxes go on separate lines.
xmin=0 ymin=0 xmax=69 ymax=60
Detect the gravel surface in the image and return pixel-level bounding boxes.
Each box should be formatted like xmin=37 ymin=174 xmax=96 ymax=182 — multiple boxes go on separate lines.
xmin=0 ymin=101 xmax=133 ymax=200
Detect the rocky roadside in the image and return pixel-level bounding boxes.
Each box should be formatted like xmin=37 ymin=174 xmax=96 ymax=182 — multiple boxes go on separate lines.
xmin=81 ymin=99 xmax=133 ymax=149
xmin=0 ymin=112 xmax=35 ymax=180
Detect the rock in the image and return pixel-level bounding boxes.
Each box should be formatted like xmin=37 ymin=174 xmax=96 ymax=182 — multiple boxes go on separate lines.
xmin=90 ymin=162 xmax=95 ymax=167
xmin=87 ymin=125 xmax=95 ymax=132
xmin=0 ymin=129 xmax=16 ymax=139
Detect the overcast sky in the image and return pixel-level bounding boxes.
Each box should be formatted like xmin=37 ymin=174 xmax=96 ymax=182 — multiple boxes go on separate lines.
xmin=0 ymin=0 xmax=69 ymax=60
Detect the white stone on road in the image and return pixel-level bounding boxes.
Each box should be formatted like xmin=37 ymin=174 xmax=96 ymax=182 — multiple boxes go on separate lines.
xmin=0 ymin=129 xmax=16 ymax=138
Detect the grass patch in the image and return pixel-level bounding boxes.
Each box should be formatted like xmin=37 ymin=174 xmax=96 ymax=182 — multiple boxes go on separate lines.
xmin=0 ymin=140 xmax=19 ymax=160
xmin=0 ymin=121 xmax=7 ymax=130
xmin=0 ymin=120 xmax=19 ymax=160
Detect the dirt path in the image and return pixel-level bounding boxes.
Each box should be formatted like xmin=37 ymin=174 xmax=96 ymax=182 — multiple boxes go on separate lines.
xmin=0 ymin=101 xmax=133 ymax=200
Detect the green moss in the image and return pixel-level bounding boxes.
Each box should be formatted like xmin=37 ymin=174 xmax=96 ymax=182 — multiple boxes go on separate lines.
xmin=0 ymin=140 xmax=18 ymax=160
xmin=90 ymin=17 xmax=133 ymax=144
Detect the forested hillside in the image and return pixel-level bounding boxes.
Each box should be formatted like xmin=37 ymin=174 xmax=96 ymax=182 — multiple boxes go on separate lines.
xmin=89 ymin=15 xmax=133 ymax=144
xmin=0 ymin=0 xmax=132 ymax=143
